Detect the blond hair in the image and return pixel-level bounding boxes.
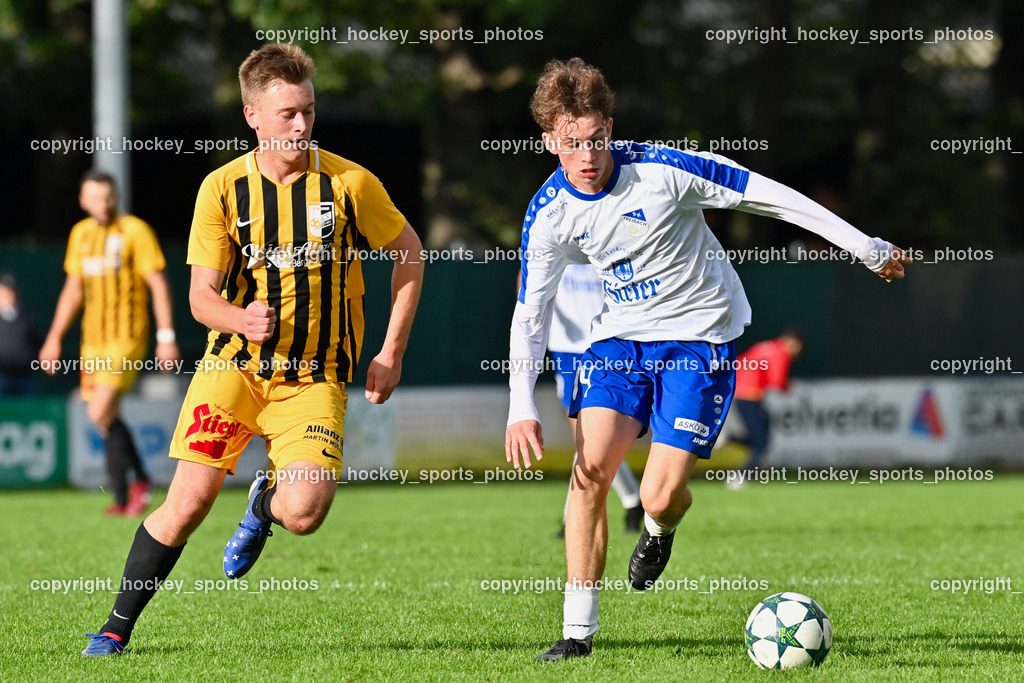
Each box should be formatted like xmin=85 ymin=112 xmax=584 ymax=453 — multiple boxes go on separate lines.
xmin=239 ymin=43 xmax=316 ymax=106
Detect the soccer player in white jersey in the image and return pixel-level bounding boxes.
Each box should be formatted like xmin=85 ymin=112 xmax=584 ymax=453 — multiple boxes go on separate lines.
xmin=505 ymin=58 xmax=909 ymax=661
xmin=549 ymin=264 xmax=642 ymax=536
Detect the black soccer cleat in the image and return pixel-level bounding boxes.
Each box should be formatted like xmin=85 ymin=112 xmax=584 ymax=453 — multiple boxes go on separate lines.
xmin=628 ymin=527 xmax=675 ymax=590
xmin=536 ymin=636 xmax=592 ymax=661
xmin=624 ymin=504 xmax=644 ymax=533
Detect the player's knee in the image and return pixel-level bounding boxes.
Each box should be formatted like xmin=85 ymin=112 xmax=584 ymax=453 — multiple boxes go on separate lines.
xmin=568 ymin=473 xmax=617 ymax=517
xmin=276 ymin=492 xmax=331 ymax=536
xmin=572 ymin=457 xmax=617 ymax=491
xmin=678 ymin=486 xmax=693 ymax=513
xmin=285 ymin=510 xmax=326 ymax=536
xmin=642 ymin=485 xmax=692 ymax=519
xmin=174 ymin=491 xmax=218 ymax=522
xmin=150 ymin=493 xmax=216 ymax=544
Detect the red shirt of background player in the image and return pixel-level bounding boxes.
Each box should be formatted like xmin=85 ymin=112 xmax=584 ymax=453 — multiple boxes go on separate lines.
xmin=733 ymin=338 xmax=796 ymax=402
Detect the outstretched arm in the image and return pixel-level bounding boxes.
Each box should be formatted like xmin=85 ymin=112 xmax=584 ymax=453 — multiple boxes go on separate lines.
xmin=738 ymin=172 xmax=911 ymax=281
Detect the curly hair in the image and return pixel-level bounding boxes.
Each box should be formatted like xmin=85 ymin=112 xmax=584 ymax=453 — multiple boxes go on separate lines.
xmin=530 ymin=58 xmax=615 ymax=132
xmin=239 ymin=43 xmax=317 ymax=106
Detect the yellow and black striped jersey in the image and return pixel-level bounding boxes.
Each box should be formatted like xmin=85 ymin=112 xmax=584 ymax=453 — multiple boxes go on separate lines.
xmin=187 ymin=147 xmax=406 ymax=383
xmin=64 ymin=214 xmax=166 ymax=351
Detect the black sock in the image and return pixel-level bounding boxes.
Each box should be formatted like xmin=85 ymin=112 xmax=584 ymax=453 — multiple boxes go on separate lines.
xmin=104 ymin=429 xmax=130 ymax=506
xmin=108 ymin=418 xmax=148 ymax=483
xmin=253 ymin=486 xmax=281 ymax=525
xmin=99 ymin=523 xmax=185 ymax=644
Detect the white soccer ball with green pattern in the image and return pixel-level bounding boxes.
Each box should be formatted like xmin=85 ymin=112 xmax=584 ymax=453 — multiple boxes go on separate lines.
xmin=744 ymin=592 xmax=832 ymax=669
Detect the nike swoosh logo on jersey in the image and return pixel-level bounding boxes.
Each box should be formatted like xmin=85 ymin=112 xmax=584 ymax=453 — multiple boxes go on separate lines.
xmin=236 ymin=216 xmax=264 ymax=227
xmin=321 ymin=449 xmax=341 ymax=462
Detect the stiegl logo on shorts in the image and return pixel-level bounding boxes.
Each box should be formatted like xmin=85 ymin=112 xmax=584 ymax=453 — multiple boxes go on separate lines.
xmin=674 ymin=418 xmax=710 ymax=437
xmin=185 ymin=404 xmax=243 ymax=460
xmin=185 ymin=405 xmax=242 ymax=438
xmin=185 ymin=404 xmax=243 ymax=439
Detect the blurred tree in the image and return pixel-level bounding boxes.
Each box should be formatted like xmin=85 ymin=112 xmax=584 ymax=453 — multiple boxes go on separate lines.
xmin=0 ymin=0 xmax=1018 ymax=253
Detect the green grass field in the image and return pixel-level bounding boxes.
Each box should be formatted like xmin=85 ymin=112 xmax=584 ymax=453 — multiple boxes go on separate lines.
xmin=2 ymin=474 xmax=1023 ymax=681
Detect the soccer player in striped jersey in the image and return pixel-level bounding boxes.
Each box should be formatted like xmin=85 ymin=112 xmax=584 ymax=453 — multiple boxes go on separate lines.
xmin=505 ymin=58 xmax=909 ymax=661
xmin=40 ymin=170 xmax=180 ymax=516
xmin=82 ymin=44 xmax=423 ymax=657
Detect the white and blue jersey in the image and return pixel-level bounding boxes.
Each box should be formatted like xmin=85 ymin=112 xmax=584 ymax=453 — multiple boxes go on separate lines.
xmin=519 ymin=141 xmax=753 ymax=345
xmin=508 ymin=141 xmax=894 ymax=432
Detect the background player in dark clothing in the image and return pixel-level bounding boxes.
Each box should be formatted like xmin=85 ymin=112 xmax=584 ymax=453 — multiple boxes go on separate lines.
xmin=0 ymin=273 xmax=41 ymax=396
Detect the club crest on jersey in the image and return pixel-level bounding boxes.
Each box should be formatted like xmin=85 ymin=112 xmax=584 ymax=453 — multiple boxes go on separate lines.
xmin=611 ymin=258 xmax=635 ymax=283
xmin=307 ymin=202 xmax=335 ymax=238
xmin=620 ymin=208 xmax=648 ymax=237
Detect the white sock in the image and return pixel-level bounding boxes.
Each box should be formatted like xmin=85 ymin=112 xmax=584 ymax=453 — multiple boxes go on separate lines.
xmin=611 ymin=461 xmax=641 ymax=509
xmin=562 ymin=583 xmax=599 ymax=640
xmin=644 ymin=512 xmax=678 ymax=537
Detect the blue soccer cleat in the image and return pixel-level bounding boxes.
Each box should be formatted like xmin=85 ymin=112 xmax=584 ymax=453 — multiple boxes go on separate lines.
xmin=81 ymin=633 xmax=125 ymax=657
xmin=223 ymin=476 xmax=273 ymax=579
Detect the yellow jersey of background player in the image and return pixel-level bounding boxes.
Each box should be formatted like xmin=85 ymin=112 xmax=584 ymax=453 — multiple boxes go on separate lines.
xmin=65 ymin=195 xmax=165 ymax=370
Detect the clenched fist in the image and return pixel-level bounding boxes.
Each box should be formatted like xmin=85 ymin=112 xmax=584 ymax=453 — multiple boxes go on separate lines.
xmin=244 ymin=300 xmax=276 ymax=341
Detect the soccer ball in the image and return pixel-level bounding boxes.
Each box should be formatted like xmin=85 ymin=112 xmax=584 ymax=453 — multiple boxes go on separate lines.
xmin=744 ymin=592 xmax=832 ymax=669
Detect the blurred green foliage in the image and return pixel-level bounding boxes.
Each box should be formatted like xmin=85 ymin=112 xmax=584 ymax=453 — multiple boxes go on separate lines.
xmin=1 ymin=0 xmax=1021 ymax=252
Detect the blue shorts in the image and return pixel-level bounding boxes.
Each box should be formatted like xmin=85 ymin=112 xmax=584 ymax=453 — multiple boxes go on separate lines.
xmin=568 ymin=338 xmax=736 ymax=458
xmin=550 ymin=351 xmax=582 ymax=410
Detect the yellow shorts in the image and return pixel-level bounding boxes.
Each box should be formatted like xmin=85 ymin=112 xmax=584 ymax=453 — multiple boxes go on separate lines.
xmin=80 ymin=343 xmax=146 ymax=400
xmin=169 ymin=355 xmax=347 ymax=478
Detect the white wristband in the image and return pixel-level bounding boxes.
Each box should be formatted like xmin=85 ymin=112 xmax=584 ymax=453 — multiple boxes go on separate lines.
xmin=156 ymin=329 xmax=176 ymax=344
